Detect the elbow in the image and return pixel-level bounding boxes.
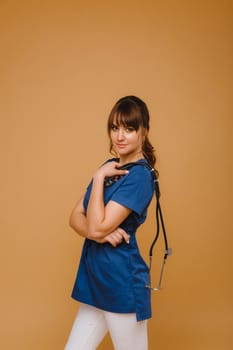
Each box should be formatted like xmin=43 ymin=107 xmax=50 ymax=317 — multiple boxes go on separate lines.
xmin=87 ymin=225 xmax=104 ymax=239
xmin=69 ymin=213 xmax=76 ymax=230
xmin=87 ymin=230 xmax=101 ymax=239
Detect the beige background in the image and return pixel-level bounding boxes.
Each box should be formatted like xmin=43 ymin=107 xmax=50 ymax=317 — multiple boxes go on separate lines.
xmin=0 ymin=0 xmax=232 ymax=349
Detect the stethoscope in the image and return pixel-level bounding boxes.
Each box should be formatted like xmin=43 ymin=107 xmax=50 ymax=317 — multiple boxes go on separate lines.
xmin=104 ymin=161 xmax=172 ymax=291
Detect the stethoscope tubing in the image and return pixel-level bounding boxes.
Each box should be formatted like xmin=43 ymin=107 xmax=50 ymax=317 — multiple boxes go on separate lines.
xmin=105 ymin=160 xmax=172 ymax=291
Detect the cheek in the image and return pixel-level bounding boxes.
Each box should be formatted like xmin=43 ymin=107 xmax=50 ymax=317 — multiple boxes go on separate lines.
xmin=130 ymin=134 xmax=142 ymax=146
xmin=110 ymin=132 xmax=115 ymax=143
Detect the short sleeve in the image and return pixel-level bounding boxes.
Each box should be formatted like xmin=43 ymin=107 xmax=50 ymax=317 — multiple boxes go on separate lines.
xmin=110 ymin=165 xmax=154 ymax=216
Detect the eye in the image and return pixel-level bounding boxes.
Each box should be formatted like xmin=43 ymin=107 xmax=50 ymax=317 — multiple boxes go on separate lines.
xmin=111 ymin=124 xmax=118 ymax=131
xmin=125 ymin=127 xmax=135 ymax=133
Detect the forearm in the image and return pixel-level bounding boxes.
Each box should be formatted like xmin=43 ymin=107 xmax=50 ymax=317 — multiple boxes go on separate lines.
xmin=69 ymin=210 xmax=108 ymax=243
xmin=86 ymin=173 xmax=108 ymax=238
xmin=69 ymin=211 xmax=88 ymax=238
xmin=69 ymin=193 xmax=130 ymax=246
xmin=85 ymin=161 xmax=130 ymax=239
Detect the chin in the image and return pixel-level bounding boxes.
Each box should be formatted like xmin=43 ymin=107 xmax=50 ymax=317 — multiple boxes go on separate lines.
xmin=118 ymin=151 xmax=130 ymax=156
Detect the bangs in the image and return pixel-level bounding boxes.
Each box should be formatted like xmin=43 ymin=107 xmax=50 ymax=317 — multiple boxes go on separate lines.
xmin=108 ymin=104 xmax=143 ymax=134
xmin=113 ymin=111 xmax=141 ymax=130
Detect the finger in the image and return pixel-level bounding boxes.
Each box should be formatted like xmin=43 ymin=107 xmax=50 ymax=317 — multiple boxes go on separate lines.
xmin=115 ymin=163 xmax=129 ymax=175
xmin=113 ymin=231 xmax=123 ymax=241
xmin=110 ymin=231 xmax=123 ymax=243
xmin=117 ymin=168 xmax=129 ymax=174
xmin=118 ymin=169 xmax=129 ymax=176
xmin=102 ymin=163 xmax=128 ymax=177
xmin=111 ymin=232 xmax=123 ymax=245
xmin=105 ymin=236 xmax=117 ymax=247
xmin=116 ymin=228 xmax=130 ymax=244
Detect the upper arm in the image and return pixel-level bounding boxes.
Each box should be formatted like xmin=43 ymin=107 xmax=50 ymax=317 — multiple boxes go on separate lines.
xmin=95 ymin=200 xmax=131 ymax=235
xmin=88 ymin=167 xmax=153 ymax=238
xmin=110 ymin=167 xmax=154 ymax=216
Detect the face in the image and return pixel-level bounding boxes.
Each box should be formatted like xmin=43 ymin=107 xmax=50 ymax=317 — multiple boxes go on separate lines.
xmin=110 ymin=120 xmax=143 ymax=161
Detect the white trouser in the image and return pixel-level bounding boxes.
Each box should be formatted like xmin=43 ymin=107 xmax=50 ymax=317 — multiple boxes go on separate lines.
xmin=64 ymin=303 xmax=148 ymax=350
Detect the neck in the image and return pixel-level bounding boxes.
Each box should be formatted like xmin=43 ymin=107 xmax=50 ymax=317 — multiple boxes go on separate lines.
xmin=119 ymin=151 xmax=144 ymax=165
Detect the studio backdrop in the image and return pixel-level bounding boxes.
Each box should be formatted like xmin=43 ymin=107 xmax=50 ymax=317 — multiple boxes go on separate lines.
xmin=0 ymin=0 xmax=232 ymax=349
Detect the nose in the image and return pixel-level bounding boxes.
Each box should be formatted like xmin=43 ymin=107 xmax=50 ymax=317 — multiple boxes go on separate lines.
xmin=117 ymin=128 xmax=125 ymax=140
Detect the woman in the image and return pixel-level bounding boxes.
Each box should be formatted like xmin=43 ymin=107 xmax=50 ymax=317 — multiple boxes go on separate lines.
xmin=65 ymin=96 xmax=157 ymax=350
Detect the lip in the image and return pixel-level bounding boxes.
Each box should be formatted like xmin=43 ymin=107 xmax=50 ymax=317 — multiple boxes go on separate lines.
xmin=116 ymin=144 xmax=127 ymax=148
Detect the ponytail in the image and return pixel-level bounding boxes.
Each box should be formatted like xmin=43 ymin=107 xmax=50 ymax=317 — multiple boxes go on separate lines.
xmin=142 ymin=136 xmax=158 ymax=176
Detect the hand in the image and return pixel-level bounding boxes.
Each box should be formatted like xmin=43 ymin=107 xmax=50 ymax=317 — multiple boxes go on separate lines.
xmin=95 ymin=161 xmax=129 ymax=179
xmin=104 ymin=227 xmax=130 ymax=247
xmin=93 ymin=227 xmax=130 ymax=247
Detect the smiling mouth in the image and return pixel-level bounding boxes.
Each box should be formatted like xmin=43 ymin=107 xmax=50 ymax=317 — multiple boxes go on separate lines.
xmin=116 ymin=144 xmax=127 ymax=147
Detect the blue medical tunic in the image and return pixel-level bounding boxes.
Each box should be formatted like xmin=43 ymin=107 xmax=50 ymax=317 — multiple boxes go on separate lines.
xmin=71 ymin=159 xmax=154 ymax=321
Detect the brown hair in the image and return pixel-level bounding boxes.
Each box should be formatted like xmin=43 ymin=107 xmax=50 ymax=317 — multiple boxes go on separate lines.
xmin=107 ymin=95 xmax=157 ymax=171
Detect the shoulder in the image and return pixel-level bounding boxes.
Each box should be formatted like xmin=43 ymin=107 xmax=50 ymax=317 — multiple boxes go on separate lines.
xmin=117 ymin=161 xmax=154 ymax=195
xmin=110 ymin=161 xmax=154 ymax=215
xmin=123 ymin=161 xmax=153 ymax=182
